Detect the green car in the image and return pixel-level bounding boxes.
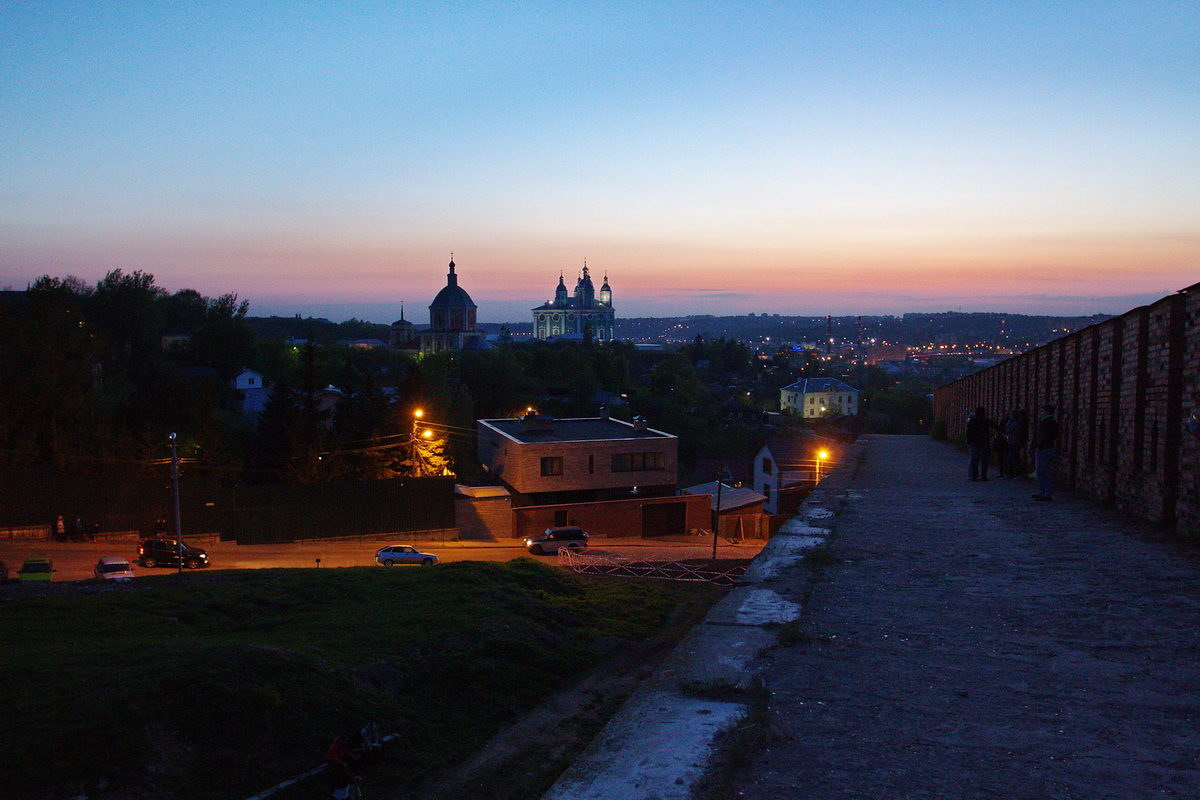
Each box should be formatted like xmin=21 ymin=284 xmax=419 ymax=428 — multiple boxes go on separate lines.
xmin=18 ymin=557 xmax=55 ymax=582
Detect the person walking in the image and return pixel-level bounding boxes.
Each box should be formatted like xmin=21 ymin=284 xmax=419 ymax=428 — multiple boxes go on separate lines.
xmin=1032 ymin=404 xmax=1059 ymax=501
xmin=965 ymin=406 xmax=992 ymax=481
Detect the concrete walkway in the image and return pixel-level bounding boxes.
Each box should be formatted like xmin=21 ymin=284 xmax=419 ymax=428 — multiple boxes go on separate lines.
xmin=543 ymin=434 xmax=1200 ymax=799
xmin=739 ymin=435 xmax=1200 ymax=799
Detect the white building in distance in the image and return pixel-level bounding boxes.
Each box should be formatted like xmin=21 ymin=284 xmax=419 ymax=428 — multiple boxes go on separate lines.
xmin=780 ymin=377 xmax=860 ymax=418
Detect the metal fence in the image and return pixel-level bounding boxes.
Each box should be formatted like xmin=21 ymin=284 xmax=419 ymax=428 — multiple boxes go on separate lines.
xmin=557 ymin=547 xmax=748 ymax=585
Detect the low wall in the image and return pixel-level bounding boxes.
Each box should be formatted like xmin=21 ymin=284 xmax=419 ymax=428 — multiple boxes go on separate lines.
xmin=512 ymin=494 xmax=711 ymax=541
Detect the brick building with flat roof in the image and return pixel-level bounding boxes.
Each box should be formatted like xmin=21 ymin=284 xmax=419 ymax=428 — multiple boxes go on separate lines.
xmin=477 ymin=414 xmax=677 ymax=506
xmin=475 ymin=412 xmax=709 ymax=538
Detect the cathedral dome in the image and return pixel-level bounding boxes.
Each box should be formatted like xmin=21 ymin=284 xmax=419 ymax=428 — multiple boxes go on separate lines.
xmin=430 ymin=259 xmax=477 ymax=310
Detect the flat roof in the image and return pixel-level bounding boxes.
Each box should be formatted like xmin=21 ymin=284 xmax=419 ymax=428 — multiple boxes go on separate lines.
xmin=479 ymin=417 xmax=674 ymax=444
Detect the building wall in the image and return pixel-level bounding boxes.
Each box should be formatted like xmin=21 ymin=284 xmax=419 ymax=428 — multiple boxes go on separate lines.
xmin=781 ymin=389 xmax=860 ymax=418
xmin=934 ymin=284 xmax=1199 ymax=538
xmin=511 ymin=494 xmax=710 ymax=540
xmin=454 ymin=494 xmax=513 ymax=540
xmin=478 ymin=425 xmax=678 ymax=495
xmin=533 ymin=308 xmax=615 ymax=340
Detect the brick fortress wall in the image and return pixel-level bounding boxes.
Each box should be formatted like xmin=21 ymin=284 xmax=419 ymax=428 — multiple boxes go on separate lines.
xmin=933 ymin=283 xmax=1199 ymax=539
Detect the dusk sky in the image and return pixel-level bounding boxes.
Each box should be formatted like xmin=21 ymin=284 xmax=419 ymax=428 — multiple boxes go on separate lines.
xmin=2 ymin=2 xmax=1197 ymax=323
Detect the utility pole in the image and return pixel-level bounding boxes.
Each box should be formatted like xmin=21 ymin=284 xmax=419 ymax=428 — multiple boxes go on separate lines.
xmin=711 ymin=465 xmax=728 ymax=561
xmin=169 ymin=432 xmax=183 ymax=574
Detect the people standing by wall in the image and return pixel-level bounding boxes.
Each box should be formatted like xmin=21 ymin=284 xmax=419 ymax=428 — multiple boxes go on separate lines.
xmin=965 ymin=407 xmax=993 ymax=481
xmin=1033 ymin=404 xmax=1059 ymax=501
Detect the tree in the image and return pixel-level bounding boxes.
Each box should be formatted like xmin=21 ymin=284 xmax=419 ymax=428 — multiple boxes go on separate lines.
xmin=190 ymin=293 xmax=253 ymax=378
xmin=255 ymin=376 xmax=299 ymax=475
xmin=0 ymin=277 xmax=99 ymax=465
xmin=88 ymin=269 xmax=166 ymax=377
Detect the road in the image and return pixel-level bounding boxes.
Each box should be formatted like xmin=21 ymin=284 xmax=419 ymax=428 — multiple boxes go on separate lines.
xmin=0 ymin=535 xmax=763 ymax=582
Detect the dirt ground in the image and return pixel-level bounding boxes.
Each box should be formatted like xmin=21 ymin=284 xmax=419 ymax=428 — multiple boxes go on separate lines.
xmin=376 ymin=576 xmax=729 ymax=800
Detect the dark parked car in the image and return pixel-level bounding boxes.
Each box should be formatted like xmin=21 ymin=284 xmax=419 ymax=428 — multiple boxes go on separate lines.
xmin=524 ymin=526 xmax=589 ymax=555
xmin=137 ymin=538 xmax=210 ymax=569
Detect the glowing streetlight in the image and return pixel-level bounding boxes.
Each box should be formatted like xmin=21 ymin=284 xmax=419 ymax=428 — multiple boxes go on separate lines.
xmin=411 ymin=410 xmax=426 ymax=474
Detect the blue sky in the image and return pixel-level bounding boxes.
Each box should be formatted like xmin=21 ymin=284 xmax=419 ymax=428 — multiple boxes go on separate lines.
xmin=2 ymin=1 xmax=1197 ymax=322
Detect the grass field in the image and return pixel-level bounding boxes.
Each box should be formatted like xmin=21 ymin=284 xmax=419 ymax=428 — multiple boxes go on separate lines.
xmin=0 ymin=560 xmax=720 ymax=799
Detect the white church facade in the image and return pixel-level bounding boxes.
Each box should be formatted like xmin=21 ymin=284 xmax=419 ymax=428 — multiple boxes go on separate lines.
xmin=532 ymin=265 xmax=615 ymax=341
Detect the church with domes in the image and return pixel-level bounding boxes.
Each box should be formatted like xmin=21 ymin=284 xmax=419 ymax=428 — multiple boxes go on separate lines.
xmin=532 ymin=264 xmax=615 ymax=341
xmin=390 ymin=257 xmax=485 ymax=354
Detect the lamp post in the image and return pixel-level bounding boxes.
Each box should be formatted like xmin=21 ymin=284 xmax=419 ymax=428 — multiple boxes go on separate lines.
xmin=411 ymin=409 xmax=424 ymax=476
xmin=169 ymin=432 xmax=183 ymax=574
xmin=816 ymin=449 xmax=830 ymax=483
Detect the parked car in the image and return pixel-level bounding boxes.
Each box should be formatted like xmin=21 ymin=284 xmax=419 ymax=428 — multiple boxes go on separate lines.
xmin=524 ymin=527 xmax=589 ymax=555
xmin=137 ymin=538 xmax=210 ymax=569
xmin=17 ymin=557 xmax=55 ymax=582
xmin=375 ymin=545 xmax=438 ymax=567
xmin=94 ymin=557 xmax=135 ymax=582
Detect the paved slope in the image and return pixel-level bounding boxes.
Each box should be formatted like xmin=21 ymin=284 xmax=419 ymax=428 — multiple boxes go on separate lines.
xmin=740 ymin=435 xmax=1200 ymax=799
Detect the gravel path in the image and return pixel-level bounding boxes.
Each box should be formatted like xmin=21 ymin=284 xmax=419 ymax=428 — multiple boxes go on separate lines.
xmin=739 ymin=435 xmax=1200 ymax=799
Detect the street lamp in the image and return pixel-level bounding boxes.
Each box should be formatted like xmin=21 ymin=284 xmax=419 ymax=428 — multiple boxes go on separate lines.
xmin=411 ymin=409 xmax=426 ymax=476
xmin=816 ymin=449 xmax=830 ymax=482
xmin=169 ymin=432 xmax=183 ymax=574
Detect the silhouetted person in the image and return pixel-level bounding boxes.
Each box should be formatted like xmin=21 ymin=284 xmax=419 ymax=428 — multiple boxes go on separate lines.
xmin=1033 ymin=404 xmax=1059 ymax=501
xmin=965 ymin=407 xmax=992 ymax=481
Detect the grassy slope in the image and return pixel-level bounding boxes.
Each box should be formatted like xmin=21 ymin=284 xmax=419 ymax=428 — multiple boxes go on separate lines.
xmin=0 ymin=560 xmax=711 ymax=799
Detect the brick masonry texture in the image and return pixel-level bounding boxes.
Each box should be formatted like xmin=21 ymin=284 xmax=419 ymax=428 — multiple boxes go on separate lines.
xmin=477 ymin=424 xmax=677 ymax=495
xmin=510 ymin=494 xmax=710 ymax=540
xmin=934 ymin=283 xmax=1200 ymax=539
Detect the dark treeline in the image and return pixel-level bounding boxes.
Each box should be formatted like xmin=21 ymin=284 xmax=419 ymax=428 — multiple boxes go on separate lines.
xmin=0 ymin=271 xmax=254 ymax=473
xmin=2 ymin=273 xmax=935 ymax=492
xmin=0 ymin=274 xmax=772 ymax=484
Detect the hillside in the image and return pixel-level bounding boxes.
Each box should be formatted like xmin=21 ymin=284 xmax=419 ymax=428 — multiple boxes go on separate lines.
xmin=0 ymin=561 xmax=720 ymax=800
